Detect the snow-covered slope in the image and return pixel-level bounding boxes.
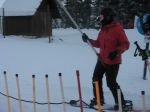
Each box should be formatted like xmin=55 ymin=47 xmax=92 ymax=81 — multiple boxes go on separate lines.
xmin=0 ymin=28 xmax=149 ymax=112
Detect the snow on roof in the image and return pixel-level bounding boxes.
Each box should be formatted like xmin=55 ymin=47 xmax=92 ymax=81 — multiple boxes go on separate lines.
xmin=0 ymin=0 xmax=42 ymax=16
xmin=0 ymin=0 xmax=5 ymax=7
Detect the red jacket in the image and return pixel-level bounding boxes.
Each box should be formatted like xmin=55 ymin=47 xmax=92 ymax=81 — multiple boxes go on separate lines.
xmin=90 ymin=22 xmax=130 ymax=64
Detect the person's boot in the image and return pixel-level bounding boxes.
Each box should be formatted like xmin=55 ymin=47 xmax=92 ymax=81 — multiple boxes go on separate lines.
xmin=113 ymin=104 xmax=119 ymax=110
xmin=101 ymin=99 xmax=105 ymax=106
xmin=113 ymin=101 xmax=130 ymax=111
xmin=90 ymin=98 xmax=97 ymax=107
xmin=90 ymin=98 xmax=105 ymax=107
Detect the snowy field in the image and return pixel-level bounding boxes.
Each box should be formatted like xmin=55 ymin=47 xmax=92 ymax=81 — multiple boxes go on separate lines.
xmin=0 ymin=28 xmax=150 ymax=112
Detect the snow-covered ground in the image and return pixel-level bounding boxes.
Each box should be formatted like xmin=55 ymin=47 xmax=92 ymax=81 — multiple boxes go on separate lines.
xmin=0 ymin=28 xmax=150 ymax=112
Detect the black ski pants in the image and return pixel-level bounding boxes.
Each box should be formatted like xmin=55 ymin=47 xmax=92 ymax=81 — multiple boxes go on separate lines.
xmin=92 ymin=60 xmax=125 ymax=104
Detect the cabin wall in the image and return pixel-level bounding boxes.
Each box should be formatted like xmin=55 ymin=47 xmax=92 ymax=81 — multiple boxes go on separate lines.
xmin=3 ymin=11 xmax=51 ymax=37
xmin=0 ymin=0 xmax=60 ymax=37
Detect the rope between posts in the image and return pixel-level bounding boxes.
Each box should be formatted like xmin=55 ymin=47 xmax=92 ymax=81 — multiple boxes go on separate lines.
xmin=0 ymin=91 xmax=70 ymax=105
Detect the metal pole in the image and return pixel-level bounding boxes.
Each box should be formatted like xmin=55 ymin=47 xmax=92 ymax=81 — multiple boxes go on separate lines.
xmin=143 ymin=42 xmax=149 ymax=80
xmin=145 ymin=60 xmax=150 ymax=74
xmin=55 ymin=0 xmax=81 ymax=34
xmin=55 ymin=0 xmax=98 ymax=56
xmin=76 ymin=70 xmax=84 ymax=112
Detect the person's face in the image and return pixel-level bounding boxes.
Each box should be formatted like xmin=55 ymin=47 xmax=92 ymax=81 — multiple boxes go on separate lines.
xmin=100 ymin=14 xmax=104 ymax=22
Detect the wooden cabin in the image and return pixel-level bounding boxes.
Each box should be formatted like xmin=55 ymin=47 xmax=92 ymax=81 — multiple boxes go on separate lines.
xmin=0 ymin=0 xmax=60 ymax=37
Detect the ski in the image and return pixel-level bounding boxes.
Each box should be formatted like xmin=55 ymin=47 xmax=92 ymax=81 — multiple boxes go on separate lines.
xmin=69 ymin=100 xmax=98 ymax=111
xmin=69 ymin=99 xmax=134 ymax=112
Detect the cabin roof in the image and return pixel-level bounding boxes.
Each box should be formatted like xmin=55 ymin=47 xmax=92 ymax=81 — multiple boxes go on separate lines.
xmin=0 ymin=0 xmax=60 ymax=17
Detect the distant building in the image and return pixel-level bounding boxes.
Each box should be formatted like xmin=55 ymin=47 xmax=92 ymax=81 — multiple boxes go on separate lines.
xmin=0 ymin=0 xmax=60 ymax=37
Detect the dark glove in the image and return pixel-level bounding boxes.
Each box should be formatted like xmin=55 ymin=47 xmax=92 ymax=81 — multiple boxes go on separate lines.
xmin=139 ymin=49 xmax=148 ymax=60
xmin=82 ymin=33 xmax=89 ymax=43
xmin=108 ymin=50 xmax=118 ymax=60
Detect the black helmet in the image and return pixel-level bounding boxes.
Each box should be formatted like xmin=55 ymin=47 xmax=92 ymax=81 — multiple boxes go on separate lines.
xmin=100 ymin=7 xmax=116 ymax=26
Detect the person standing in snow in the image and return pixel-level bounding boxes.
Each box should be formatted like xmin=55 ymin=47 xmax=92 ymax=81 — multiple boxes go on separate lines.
xmin=82 ymin=7 xmax=130 ymax=110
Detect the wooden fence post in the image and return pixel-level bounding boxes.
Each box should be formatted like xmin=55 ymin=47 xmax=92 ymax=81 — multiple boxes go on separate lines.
xmin=16 ymin=74 xmax=23 ymax=112
xmin=4 ymin=71 xmax=10 ymax=112
xmin=141 ymin=91 xmax=146 ymax=112
xmin=32 ymin=75 xmax=37 ymax=112
xmin=58 ymin=73 xmax=67 ymax=112
xmin=45 ymin=74 xmax=51 ymax=112
xmin=95 ymin=81 xmax=101 ymax=112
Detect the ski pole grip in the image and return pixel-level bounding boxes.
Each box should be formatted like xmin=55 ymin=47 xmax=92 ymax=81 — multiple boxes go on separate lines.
xmin=134 ymin=41 xmax=138 ymax=45
xmin=134 ymin=41 xmax=141 ymax=51
xmin=134 ymin=48 xmax=138 ymax=57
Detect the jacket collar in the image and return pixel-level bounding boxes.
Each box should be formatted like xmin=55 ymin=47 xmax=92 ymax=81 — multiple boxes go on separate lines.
xmin=101 ymin=22 xmax=120 ymax=30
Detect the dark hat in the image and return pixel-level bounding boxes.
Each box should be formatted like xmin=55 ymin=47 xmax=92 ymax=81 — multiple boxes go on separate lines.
xmin=100 ymin=7 xmax=116 ymax=18
xmin=100 ymin=7 xmax=116 ymax=26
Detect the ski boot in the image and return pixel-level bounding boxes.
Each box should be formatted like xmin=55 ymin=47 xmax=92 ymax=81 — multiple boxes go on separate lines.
xmin=89 ymin=98 xmax=97 ymax=107
xmin=122 ymin=100 xmax=133 ymax=111
xmin=89 ymin=98 xmax=105 ymax=107
xmin=112 ymin=100 xmax=133 ymax=111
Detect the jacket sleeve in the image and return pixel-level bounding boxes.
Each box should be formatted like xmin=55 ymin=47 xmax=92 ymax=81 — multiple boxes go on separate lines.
xmin=116 ymin=27 xmax=130 ymax=54
xmin=89 ymin=32 xmax=101 ymax=48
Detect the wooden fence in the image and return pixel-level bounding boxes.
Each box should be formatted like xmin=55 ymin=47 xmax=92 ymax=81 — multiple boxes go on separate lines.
xmin=0 ymin=70 xmax=149 ymax=112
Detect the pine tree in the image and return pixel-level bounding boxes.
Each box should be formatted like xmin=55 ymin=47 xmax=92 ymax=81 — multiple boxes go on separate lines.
xmin=64 ymin=0 xmax=75 ymax=27
xmin=90 ymin=0 xmax=99 ymax=28
xmin=81 ymin=0 xmax=92 ymax=28
xmin=63 ymin=0 xmax=83 ymax=28
xmin=56 ymin=0 xmax=150 ymax=28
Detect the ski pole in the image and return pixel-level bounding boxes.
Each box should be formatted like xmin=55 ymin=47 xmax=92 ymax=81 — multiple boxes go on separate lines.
xmin=58 ymin=73 xmax=67 ymax=112
xmin=134 ymin=41 xmax=149 ymax=80
xmin=143 ymin=43 xmax=149 ymax=80
xmin=145 ymin=60 xmax=150 ymax=76
xmin=55 ymin=0 xmax=99 ymax=57
xmin=76 ymin=70 xmax=84 ymax=112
